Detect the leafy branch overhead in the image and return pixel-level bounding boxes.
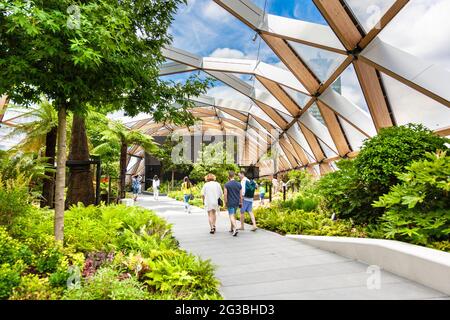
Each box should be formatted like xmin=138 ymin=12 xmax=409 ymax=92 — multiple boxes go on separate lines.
xmin=0 ymin=0 xmax=211 ymax=121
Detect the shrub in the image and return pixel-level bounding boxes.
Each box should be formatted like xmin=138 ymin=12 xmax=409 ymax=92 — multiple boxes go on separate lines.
xmin=318 ymin=124 xmax=449 ymax=223
xmin=0 ymin=262 xmax=24 ymax=299
xmin=144 ymin=251 xmax=221 ymax=300
xmin=9 ymin=274 xmax=63 ymax=300
xmin=0 ymin=227 xmax=33 ymax=266
xmin=0 ymin=174 xmax=33 ymax=226
xmin=316 ymin=159 xmax=375 ymax=223
xmin=373 ymin=152 xmax=450 ymax=245
xmin=62 ymin=267 xmax=150 ymax=300
xmin=279 ymin=194 xmax=319 ymax=212
xmin=252 ymin=206 xmax=366 ymax=237
xmin=356 ymin=124 xmax=448 ymax=192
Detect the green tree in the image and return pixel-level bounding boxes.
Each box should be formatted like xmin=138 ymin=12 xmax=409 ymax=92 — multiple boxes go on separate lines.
xmin=155 ymin=136 xmax=193 ymax=187
xmin=190 ymin=142 xmax=239 ymax=184
xmin=1 ymin=0 xmax=210 ymax=241
xmin=93 ymin=121 xmax=157 ymax=199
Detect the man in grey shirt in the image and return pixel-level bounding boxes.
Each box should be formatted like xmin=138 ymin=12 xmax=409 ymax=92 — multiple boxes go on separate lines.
xmin=224 ymin=171 xmax=242 ymax=236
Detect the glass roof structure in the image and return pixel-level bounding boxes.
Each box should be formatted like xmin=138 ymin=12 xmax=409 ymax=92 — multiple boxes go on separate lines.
xmin=1 ymin=0 xmax=449 ymax=177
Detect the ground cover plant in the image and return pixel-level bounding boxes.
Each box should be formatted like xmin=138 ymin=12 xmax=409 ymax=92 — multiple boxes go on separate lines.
xmin=1 ymin=200 xmax=222 ymax=300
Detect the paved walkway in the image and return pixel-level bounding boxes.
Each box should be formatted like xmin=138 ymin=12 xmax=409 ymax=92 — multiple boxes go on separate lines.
xmin=137 ymin=195 xmax=448 ymax=300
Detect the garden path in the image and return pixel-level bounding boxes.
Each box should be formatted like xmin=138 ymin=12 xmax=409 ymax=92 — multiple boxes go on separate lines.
xmin=137 ymin=195 xmax=448 ymax=300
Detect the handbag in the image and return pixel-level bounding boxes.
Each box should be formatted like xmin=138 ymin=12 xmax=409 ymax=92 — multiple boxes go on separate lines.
xmin=189 ymin=194 xmax=194 ymax=201
xmin=218 ymin=198 xmax=223 ymax=207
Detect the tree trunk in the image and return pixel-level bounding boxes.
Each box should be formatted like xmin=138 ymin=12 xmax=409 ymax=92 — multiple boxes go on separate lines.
xmin=66 ymin=114 xmax=95 ymax=207
xmin=119 ymin=141 xmax=127 ymax=199
xmin=54 ymin=107 xmax=67 ymax=242
xmin=41 ymin=126 xmax=57 ymax=208
xmin=171 ymin=169 xmax=174 ymax=190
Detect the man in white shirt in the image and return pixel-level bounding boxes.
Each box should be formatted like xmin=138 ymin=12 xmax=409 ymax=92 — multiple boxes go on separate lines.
xmin=238 ymin=171 xmax=257 ymax=231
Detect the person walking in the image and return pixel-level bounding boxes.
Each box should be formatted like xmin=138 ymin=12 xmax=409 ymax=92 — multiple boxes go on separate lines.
xmin=131 ymin=175 xmax=141 ymax=202
xmin=238 ymin=171 xmax=257 ymax=231
xmin=201 ymin=173 xmax=223 ymax=234
xmin=152 ymin=175 xmax=160 ymax=201
xmin=258 ymin=182 xmax=266 ymax=206
xmin=224 ymin=171 xmax=242 ymax=237
xmin=181 ymin=176 xmax=193 ymax=214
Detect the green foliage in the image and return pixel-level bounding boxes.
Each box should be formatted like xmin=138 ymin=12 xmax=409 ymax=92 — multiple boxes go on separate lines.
xmin=0 ymin=227 xmax=33 ymax=266
xmin=155 ymin=137 xmax=193 ymax=178
xmin=278 ymin=195 xmax=319 ymax=212
xmin=0 ymin=227 xmax=31 ymax=299
xmin=355 ymin=124 xmax=448 ymax=193
xmin=373 ymin=152 xmax=450 ymax=245
xmin=286 ymin=170 xmax=316 ymax=195
xmin=2 ymin=203 xmax=222 ymax=299
xmin=9 ymin=274 xmax=63 ymax=300
xmin=1 ymin=0 xmax=210 ymax=123
xmin=144 ymin=252 xmax=221 ymax=300
xmin=317 ymin=124 xmax=449 ymax=223
xmin=252 ymin=207 xmax=366 ymax=237
xmin=62 ymin=267 xmax=150 ymax=300
xmin=4 ymin=101 xmax=57 ymax=154
xmin=0 ymin=262 xmax=23 ymax=300
xmin=316 ymin=159 xmax=376 ymax=223
xmin=190 ymin=142 xmax=239 ymax=184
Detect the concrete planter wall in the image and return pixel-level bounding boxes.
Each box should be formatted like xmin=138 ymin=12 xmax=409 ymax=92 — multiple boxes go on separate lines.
xmin=287 ymin=235 xmax=450 ymax=295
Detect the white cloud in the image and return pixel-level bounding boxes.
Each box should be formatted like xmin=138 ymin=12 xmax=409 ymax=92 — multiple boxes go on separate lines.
xmin=202 ymin=2 xmax=231 ymax=21
xmin=207 ymin=85 xmax=251 ymax=103
xmin=210 ymin=48 xmax=247 ymax=59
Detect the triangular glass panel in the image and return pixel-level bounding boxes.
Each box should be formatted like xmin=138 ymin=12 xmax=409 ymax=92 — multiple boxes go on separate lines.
xmin=344 ymin=0 xmax=396 ymax=32
xmin=338 ymin=116 xmax=369 ymax=151
xmin=380 ymin=73 xmax=450 ymax=131
xmin=334 ymin=64 xmax=369 ymax=113
xmin=287 ymin=41 xmax=347 ymax=82
xmin=309 ymin=103 xmax=325 ymax=125
xmin=281 ymin=85 xmax=311 ymax=108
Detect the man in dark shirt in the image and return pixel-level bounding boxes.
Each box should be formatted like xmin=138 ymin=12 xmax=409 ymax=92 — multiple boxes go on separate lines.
xmin=224 ymin=171 xmax=242 ymax=236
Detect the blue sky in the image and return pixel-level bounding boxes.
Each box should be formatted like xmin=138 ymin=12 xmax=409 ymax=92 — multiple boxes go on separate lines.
xmin=163 ymin=0 xmax=450 ymax=110
xmin=169 ymin=0 xmax=326 ymax=61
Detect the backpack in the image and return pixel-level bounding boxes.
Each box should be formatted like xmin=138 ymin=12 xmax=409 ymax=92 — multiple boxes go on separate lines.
xmin=244 ymin=180 xmax=257 ymax=198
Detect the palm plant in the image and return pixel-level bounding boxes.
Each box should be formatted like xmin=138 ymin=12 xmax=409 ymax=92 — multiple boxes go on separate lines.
xmin=3 ymin=100 xmax=58 ymax=207
xmin=93 ymin=120 xmax=158 ymax=198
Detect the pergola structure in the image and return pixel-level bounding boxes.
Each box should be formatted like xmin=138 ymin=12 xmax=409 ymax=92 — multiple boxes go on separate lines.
xmin=125 ymin=0 xmax=450 ymax=177
xmin=1 ymin=0 xmax=449 ymax=178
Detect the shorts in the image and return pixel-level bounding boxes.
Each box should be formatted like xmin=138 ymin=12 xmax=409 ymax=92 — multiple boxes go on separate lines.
xmin=227 ymin=207 xmax=238 ymax=215
xmin=259 ymin=192 xmax=265 ymax=199
xmin=183 ymin=194 xmax=190 ymax=203
xmin=241 ymin=199 xmax=253 ymax=213
xmin=132 ymin=187 xmax=139 ymax=195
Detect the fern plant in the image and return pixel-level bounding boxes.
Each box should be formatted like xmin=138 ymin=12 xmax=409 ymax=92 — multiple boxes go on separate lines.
xmin=374 ymin=151 xmax=450 ymax=245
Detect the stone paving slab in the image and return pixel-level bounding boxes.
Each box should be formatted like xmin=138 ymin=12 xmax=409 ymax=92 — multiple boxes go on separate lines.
xmin=137 ymin=196 xmax=448 ymax=300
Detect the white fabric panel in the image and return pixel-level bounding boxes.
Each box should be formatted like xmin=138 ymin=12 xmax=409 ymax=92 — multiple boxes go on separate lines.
xmin=287 ymin=123 xmax=316 ymax=162
xmin=159 ymin=62 xmax=197 ymax=76
xmin=256 ymin=62 xmax=309 ymax=94
xmin=381 ymin=73 xmax=450 ymax=131
xmin=214 ymin=0 xmax=263 ymax=28
xmin=299 ymin=112 xmax=338 ymax=154
xmin=265 ymin=14 xmax=345 ymax=52
xmin=362 ymin=38 xmax=450 ymax=104
xmin=161 ymin=46 xmax=202 ymax=68
xmin=320 ymin=88 xmax=377 ymax=137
